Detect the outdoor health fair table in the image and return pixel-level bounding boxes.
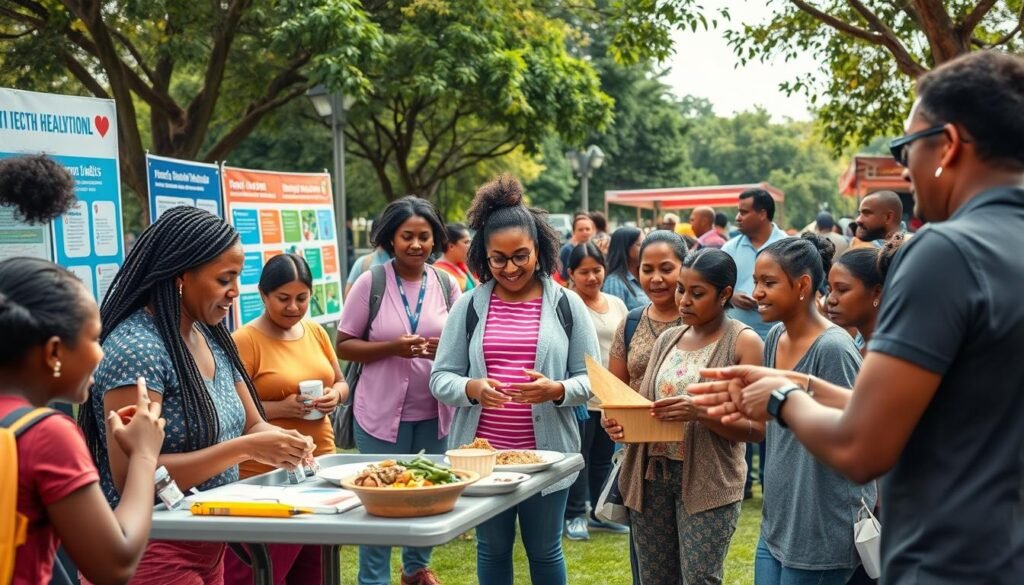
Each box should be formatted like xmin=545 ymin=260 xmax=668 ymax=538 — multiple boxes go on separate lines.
xmin=150 ymin=452 xmax=584 ymax=585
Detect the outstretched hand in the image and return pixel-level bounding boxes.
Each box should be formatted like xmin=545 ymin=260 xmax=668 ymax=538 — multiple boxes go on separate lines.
xmin=688 ymin=366 xmax=796 ymax=423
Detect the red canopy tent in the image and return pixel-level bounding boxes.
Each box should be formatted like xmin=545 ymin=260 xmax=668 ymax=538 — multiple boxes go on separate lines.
xmin=604 ymin=182 xmax=785 ymax=225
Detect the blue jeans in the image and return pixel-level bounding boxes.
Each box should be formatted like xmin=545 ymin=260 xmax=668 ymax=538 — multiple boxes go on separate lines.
xmin=353 ymin=418 xmax=447 ymax=585
xmin=754 ymin=537 xmax=855 ymax=585
xmin=476 ymin=488 xmax=569 ymax=585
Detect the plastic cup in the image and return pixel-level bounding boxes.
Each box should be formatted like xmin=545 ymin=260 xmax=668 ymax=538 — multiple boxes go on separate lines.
xmin=299 ymin=380 xmax=325 ymax=420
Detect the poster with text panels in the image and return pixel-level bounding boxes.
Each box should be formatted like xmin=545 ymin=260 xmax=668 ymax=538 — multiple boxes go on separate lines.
xmin=222 ymin=166 xmax=343 ymax=328
xmin=0 ymin=88 xmax=124 ymax=301
xmin=146 ymin=154 xmax=223 ymax=222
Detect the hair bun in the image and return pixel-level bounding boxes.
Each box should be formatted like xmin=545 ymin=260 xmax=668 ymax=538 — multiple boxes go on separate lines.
xmin=800 ymin=231 xmax=835 ymax=276
xmin=467 ymin=174 xmax=525 ymax=231
xmin=877 ymin=232 xmax=906 ymax=280
xmin=0 ymin=155 xmax=77 ymax=224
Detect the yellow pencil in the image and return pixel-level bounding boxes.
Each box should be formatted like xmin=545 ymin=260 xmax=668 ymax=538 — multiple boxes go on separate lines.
xmin=190 ymin=501 xmax=313 ymax=518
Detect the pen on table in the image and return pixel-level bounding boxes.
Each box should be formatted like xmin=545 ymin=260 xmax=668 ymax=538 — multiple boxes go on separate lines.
xmin=190 ymin=501 xmax=314 ymax=518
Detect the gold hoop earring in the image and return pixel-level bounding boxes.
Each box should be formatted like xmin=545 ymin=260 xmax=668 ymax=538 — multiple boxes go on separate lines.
xmin=52 ymin=361 xmax=61 ymax=378
xmin=934 ymin=167 xmax=943 ymax=178
xmin=873 ymin=299 xmax=880 ymax=308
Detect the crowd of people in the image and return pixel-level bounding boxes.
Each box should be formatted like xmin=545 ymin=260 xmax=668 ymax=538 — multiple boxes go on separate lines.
xmin=2 ymin=50 xmax=1023 ymax=585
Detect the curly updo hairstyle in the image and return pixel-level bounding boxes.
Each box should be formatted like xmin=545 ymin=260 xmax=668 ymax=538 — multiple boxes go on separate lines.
xmin=0 ymin=154 xmax=77 ymax=223
xmin=465 ymin=174 xmax=560 ymax=282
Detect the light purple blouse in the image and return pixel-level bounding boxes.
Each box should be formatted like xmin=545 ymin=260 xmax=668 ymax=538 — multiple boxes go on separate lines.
xmin=339 ymin=261 xmax=459 ymax=442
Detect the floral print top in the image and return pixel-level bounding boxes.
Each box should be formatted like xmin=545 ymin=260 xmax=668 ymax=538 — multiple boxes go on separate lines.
xmin=650 ymin=343 xmax=718 ymax=460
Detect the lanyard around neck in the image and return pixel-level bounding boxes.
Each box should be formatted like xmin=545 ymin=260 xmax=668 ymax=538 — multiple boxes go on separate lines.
xmin=393 ymin=261 xmax=427 ymax=334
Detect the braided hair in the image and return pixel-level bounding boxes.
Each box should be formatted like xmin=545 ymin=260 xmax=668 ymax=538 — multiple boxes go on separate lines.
xmin=79 ymin=206 xmax=265 ymax=460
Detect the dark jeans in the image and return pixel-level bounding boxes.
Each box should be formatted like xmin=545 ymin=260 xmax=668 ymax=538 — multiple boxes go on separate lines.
xmin=745 ymin=440 xmax=767 ymax=493
xmin=565 ymin=415 xmax=615 ymax=519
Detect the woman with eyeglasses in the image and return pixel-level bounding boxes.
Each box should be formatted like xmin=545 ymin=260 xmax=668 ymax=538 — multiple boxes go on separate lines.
xmin=431 ymin=175 xmax=599 ymax=585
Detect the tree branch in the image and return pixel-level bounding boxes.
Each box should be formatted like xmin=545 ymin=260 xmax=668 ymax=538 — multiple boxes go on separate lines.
xmin=201 ymin=84 xmax=308 ymax=162
xmin=973 ymin=3 xmax=1024 ymax=48
xmin=109 ymin=27 xmax=159 ymax=87
xmin=179 ymin=0 xmax=252 ymax=157
xmin=960 ymin=0 xmax=998 ymax=35
xmin=846 ymin=0 xmax=928 ymax=76
xmin=790 ymin=0 xmax=885 ymax=44
xmin=61 ymin=50 xmax=110 ymax=98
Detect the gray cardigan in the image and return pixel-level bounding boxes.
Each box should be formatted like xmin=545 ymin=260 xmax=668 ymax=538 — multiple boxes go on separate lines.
xmin=430 ymin=277 xmax=599 ymax=494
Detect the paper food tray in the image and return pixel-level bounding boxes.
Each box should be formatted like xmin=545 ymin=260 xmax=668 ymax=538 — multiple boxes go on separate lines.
xmin=586 ymin=355 xmax=684 ymax=443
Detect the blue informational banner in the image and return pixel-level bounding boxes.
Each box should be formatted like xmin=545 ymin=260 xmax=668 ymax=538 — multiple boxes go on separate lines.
xmin=146 ymin=154 xmax=223 ymax=222
xmin=0 ymin=88 xmax=124 ymax=301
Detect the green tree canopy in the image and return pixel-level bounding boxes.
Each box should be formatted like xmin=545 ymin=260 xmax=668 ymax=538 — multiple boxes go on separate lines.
xmin=336 ymin=0 xmax=613 ymax=201
xmin=725 ymin=0 xmax=1024 ymax=151
xmin=0 ymin=0 xmax=382 ymax=219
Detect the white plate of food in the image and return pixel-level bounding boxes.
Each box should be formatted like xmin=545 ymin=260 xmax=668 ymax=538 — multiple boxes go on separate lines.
xmin=494 ymin=450 xmax=565 ymax=472
xmin=454 ymin=438 xmax=565 ymax=473
xmin=463 ymin=471 xmax=531 ymax=497
xmin=317 ymin=463 xmax=371 ymax=486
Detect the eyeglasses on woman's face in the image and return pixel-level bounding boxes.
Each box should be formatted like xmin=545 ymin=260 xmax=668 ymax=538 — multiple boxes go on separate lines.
xmin=487 ymin=251 xmax=532 ymax=270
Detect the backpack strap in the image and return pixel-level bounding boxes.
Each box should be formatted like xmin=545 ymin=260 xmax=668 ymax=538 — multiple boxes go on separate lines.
xmin=467 ymin=287 xmax=575 ymax=346
xmin=555 ymin=289 xmax=573 ymax=341
xmin=465 ymin=300 xmax=479 ymax=346
xmin=623 ymin=305 xmax=646 ymax=352
xmin=363 ymin=264 xmax=388 ymax=341
xmin=0 ymin=406 xmax=59 ymax=438
xmin=429 ymin=264 xmax=454 ymax=312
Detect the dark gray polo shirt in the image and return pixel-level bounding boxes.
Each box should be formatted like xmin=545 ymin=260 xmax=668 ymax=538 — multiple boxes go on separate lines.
xmin=868 ymin=186 xmax=1024 ymax=584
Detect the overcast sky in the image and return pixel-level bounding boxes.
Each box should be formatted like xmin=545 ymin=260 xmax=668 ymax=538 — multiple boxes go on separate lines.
xmin=663 ymin=1 xmax=819 ymax=120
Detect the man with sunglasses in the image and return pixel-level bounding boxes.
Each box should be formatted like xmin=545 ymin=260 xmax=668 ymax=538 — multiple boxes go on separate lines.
xmin=689 ymin=50 xmax=1024 ymax=584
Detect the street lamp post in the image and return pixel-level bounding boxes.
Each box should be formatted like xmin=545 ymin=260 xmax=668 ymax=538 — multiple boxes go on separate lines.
xmin=306 ymin=84 xmax=355 ymax=279
xmin=566 ymin=144 xmax=605 ymax=213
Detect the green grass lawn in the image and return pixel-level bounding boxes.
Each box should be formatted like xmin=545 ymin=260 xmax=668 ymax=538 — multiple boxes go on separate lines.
xmin=339 ymin=486 xmax=762 ymax=584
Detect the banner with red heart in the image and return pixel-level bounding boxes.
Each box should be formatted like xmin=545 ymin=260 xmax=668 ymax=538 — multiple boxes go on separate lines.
xmin=94 ymin=115 xmax=110 ymax=137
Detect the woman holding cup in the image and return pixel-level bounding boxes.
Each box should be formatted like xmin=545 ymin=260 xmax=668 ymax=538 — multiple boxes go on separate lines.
xmin=225 ymin=253 xmax=348 ymax=585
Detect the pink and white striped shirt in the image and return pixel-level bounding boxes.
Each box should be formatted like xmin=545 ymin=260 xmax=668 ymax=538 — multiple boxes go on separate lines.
xmin=476 ymin=295 xmax=542 ymax=450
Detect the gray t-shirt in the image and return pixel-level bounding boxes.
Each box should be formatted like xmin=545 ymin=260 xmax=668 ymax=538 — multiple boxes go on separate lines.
xmin=762 ymin=324 xmax=876 ymax=570
xmin=869 ymin=187 xmax=1024 ymax=584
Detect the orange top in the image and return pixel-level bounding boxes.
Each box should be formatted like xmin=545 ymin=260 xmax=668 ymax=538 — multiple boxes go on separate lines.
xmin=233 ymin=319 xmax=337 ymax=478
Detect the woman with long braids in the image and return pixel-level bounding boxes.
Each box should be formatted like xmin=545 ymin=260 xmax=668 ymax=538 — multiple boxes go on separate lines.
xmin=431 ymin=175 xmax=598 ymax=585
xmin=80 ymin=206 xmax=314 ymax=584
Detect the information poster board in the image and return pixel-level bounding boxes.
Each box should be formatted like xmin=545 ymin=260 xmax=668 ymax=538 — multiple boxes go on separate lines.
xmin=147 ymin=154 xmax=223 ymax=222
xmin=0 ymin=88 xmax=124 ymax=301
xmin=222 ymin=166 xmax=343 ymax=327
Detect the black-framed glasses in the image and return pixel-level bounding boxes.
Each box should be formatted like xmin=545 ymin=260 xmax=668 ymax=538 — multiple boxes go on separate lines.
xmin=487 ymin=251 xmax=532 ymax=269
xmin=889 ymin=124 xmax=947 ymax=167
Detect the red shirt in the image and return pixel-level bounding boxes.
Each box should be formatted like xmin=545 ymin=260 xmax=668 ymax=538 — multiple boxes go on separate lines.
xmin=0 ymin=396 xmax=99 ymax=585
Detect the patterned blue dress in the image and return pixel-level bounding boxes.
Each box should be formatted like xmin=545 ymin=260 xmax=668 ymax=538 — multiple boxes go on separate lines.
xmin=89 ymin=309 xmax=245 ymax=506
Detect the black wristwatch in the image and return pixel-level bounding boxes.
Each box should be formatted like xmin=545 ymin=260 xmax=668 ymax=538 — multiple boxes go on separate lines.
xmin=767 ymin=384 xmax=805 ymax=428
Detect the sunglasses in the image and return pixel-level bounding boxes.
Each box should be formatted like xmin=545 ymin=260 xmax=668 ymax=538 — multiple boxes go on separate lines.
xmin=889 ymin=125 xmax=947 ymax=167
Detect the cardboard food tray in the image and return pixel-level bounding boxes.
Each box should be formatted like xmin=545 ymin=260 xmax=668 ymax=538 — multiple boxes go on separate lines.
xmin=586 ymin=355 xmax=684 ymax=443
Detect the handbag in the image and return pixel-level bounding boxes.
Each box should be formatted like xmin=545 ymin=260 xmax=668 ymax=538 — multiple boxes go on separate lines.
xmin=854 ymin=496 xmax=882 ymax=579
xmin=595 ymin=449 xmax=630 ymax=526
